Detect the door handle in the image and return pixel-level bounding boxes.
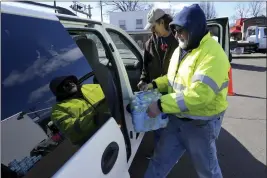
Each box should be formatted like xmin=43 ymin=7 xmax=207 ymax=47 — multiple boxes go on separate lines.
xmin=101 ymin=142 xmax=119 ymax=174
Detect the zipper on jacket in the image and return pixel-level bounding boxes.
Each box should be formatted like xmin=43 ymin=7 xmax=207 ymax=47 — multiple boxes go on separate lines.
xmin=153 ymin=36 xmax=167 ymax=76
xmin=172 ymin=49 xmax=190 ymax=87
xmin=153 ymin=36 xmax=162 ymax=74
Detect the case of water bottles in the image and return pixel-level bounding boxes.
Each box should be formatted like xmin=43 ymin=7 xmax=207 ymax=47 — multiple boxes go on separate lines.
xmin=8 ymin=155 xmax=42 ymax=176
xmin=129 ymin=89 xmax=169 ymax=132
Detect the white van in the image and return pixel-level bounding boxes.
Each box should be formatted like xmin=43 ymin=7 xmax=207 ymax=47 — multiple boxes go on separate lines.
xmin=1 ymin=2 xmax=230 ymax=178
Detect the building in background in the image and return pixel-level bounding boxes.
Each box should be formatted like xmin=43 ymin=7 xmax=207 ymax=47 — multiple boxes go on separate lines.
xmin=230 ymin=16 xmax=267 ymax=41
xmin=109 ymin=9 xmax=171 ymax=49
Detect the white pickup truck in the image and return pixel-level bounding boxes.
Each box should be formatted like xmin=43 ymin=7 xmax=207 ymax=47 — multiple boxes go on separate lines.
xmin=231 ymin=25 xmax=267 ymax=54
xmin=246 ymin=26 xmax=267 ymax=53
xmin=1 ymin=2 xmax=230 ymax=178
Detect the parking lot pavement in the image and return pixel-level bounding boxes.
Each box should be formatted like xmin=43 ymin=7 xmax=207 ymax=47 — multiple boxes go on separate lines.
xmin=129 ymin=58 xmax=267 ymax=178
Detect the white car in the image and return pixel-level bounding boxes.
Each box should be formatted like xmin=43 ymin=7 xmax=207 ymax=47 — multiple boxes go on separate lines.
xmin=1 ymin=2 xmax=230 ymax=178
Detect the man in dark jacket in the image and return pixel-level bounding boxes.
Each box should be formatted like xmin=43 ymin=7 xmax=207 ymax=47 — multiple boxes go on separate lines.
xmin=137 ymin=8 xmax=178 ymax=91
xmin=137 ymin=8 xmax=179 ymax=159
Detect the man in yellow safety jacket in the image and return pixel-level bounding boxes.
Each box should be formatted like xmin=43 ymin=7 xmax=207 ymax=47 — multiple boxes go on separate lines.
xmin=143 ymin=4 xmax=230 ymax=178
xmin=49 ymin=75 xmax=109 ymax=145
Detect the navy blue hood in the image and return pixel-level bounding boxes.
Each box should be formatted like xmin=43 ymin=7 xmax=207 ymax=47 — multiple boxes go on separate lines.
xmin=49 ymin=75 xmax=78 ymax=97
xmin=170 ymin=4 xmax=208 ymax=51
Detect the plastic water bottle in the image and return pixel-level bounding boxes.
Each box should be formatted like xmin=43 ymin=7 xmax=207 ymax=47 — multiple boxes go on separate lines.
xmin=141 ymin=103 xmax=148 ymax=109
xmin=25 ymin=156 xmax=33 ymax=169
xmin=31 ymin=156 xmax=38 ymax=164
xmin=131 ymin=99 xmax=138 ymax=106
xmin=37 ymin=155 xmax=42 ymax=161
xmin=15 ymin=167 xmax=23 ymax=176
xmin=134 ymin=106 xmax=143 ymax=113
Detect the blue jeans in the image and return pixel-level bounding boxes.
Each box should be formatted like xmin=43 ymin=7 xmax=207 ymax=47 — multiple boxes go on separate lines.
xmin=144 ymin=115 xmax=223 ymax=178
xmin=154 ymin=128 xmax=163 ymax=148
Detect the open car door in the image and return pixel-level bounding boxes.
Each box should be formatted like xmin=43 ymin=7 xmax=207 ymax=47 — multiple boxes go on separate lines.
xmin=207 ymin=17 xmax=231 ymax=61
xmin=1 ymin=4 xmax=130 ymax=178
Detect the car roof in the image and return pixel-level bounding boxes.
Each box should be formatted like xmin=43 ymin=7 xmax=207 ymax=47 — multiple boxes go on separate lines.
xmin=1 ymin=2 xmax=110 ymax=27
xmin=1 ymin=2 xmax=59 ymax=21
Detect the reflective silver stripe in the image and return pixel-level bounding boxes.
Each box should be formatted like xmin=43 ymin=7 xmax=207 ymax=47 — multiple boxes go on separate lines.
xmin=168 ymin=79 xmax=172 ymax=86
xmin=192 ymin=75 xmax=219 ymax=94
xmin=175 ymin=83 xmax=185 ymax=91
xmin=220 ymin=81 xmax=229 ymax=91
xmin=80 ymin=107 xmax=93 ymax=117
xmin=56 ymin=115 xmax=71 ymax=125
xmin=176 ymin=93 xmax=189 ymax=112
xmin=168 ymin=79 xmax=185 ymax=91
xmin=74 ymin=118 xmax=82 ymax=133
xmin=177 ymin=111 xmax=225 ymax=121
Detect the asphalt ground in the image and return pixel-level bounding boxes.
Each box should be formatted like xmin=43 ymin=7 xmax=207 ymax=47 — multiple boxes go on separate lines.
xmin=129 ymin=57 xmax=267 ymax=178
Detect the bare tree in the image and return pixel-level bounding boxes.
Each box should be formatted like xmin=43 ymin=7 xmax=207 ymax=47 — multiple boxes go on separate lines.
xmin=103 ymin=1 xmax=153 ymax=12
xmin=170 ymin=9 xmax=177 ymax=18
xmin=248 ymin=2 xmax=265 ymax=17
xmin=168 ymin=3 xmax=178 ymax=18
xmin=234 ymin=3 xmax=250 ymax=19
xmin=199 ymin=2 xmax=217 ymax=19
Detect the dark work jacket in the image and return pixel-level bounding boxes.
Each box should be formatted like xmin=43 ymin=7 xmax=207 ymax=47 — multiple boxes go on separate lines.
xmin=140 ymin=33 xmax=179 ymax=83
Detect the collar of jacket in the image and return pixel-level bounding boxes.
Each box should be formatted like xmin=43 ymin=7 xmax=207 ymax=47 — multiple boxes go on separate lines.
xmin=183 ymin=32 xmax=211 ymax=53
xmin=199 ymin=32 xmax=211 ymax=46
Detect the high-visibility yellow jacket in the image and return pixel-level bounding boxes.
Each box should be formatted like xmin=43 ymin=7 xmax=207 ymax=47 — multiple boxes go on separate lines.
xmin=51 ymin=84 xmax=108 ymax=144
xmin=154 ymin=33 xmax=230 ymax=120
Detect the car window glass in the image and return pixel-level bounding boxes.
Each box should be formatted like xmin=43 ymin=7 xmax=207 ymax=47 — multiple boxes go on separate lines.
xmin=248 ymin=28 xmax=256 ymax=36
xmin=208 ymin=25 xmax=220 ymax=43
xmin=107 ymin=30 xmax=139 ymax=63
xmin=71 ymin=32 xmax=110 ymax=66
xmin=107 ymin=30 xmax=143 ymax=91
xmin=2 ymin=13 xmax=110 ymax=178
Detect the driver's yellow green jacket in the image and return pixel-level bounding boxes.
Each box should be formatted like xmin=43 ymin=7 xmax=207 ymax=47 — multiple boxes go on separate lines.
xmin=51 ymin=84 xmax=108 ymax=144
xmin=154 ymin=33 xmax=231 ymax=120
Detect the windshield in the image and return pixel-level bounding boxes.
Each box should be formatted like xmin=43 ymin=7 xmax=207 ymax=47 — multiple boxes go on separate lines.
xmin=248 ymin=28 xmax=256 ymax=36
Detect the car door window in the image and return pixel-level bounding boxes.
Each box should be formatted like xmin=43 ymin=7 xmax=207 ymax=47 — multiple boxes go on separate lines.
xmin=2 ymin=13 xmax=111 ymax=178
xmin=208 ymin=25 xmax=221 ymax=43
xmin=107 ymin=30 xmax=143 ymax=91
xmin=107 ymin=30 xmax=142 ymax=65
xmin=71 ymin=32 xmax=110 ymax=66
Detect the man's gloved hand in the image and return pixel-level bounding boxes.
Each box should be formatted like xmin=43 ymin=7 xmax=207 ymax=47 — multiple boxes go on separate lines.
xmin=147 ymin=101 xmax=161 ymax=118
xmin=137 ymin=81 xmax=153 ymax=91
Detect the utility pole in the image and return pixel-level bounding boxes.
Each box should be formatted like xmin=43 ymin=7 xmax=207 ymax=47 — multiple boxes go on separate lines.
xmin=88 ymin=4 xmax=92 ymax=19
xmin=99 ymin=1 xmax=108 ymax=22
xmin=54 ymin=0 xmax=57 ymax=13
xmin=100 ymin=0 xmax=103 ymax=22
xmin=70 ymin=1 xmax=93 ymax=19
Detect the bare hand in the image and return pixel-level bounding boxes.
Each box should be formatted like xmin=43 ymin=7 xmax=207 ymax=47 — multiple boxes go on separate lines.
xmin=137 ymin=81 xmax=147 ymax=91
xmin=146 ymin=101 xmax=161 ymax=118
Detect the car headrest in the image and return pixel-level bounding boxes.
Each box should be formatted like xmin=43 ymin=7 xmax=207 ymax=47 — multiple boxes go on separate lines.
xmin=76 ymin=38 xmax=99 ymax=68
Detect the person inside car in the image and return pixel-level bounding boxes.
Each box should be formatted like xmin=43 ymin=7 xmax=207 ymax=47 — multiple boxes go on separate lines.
xmin=49 ymin=75 xmax=110 ymax=145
